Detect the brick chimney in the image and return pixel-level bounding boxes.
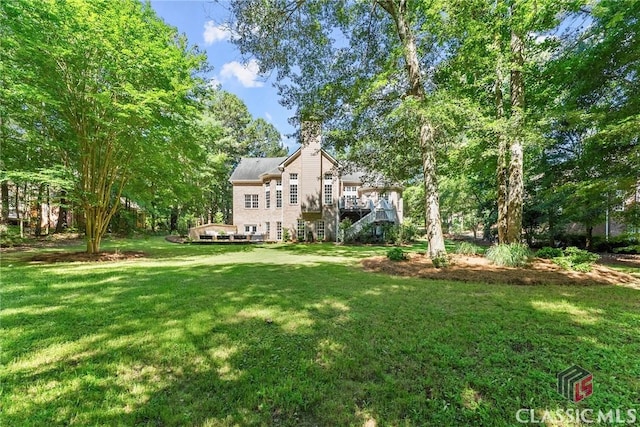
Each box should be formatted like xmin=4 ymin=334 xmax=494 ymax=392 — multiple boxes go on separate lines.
xmin=299 ymin=120 xmax=322 ymax=211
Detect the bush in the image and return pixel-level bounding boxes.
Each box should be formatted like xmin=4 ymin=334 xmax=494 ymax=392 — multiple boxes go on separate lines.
xmin=176 ymin=214 xmax=196 ymax=237
xmin=396 ymin=223 xmax=418 ymax=245
xmin=613 ymin=245 xmax=640 ymax=254
xmin=386 ymin=247 xmax=407 ymax=261
xmin=431 ymin=250 xmax=449 ymax=268
xmin=485 ymin=243 xmax=531 ymax=267
xmin=455 ymin=241 xmax=481 ymax=256
xmin=550 ymin=246 xmax=600 ymax=272
xmin=536 ymin=246 xmax=563 ymax=259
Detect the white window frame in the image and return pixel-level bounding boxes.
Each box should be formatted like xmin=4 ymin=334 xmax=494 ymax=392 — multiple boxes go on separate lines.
xmin=244 ymin=194 xmax=259 ymax=209
xmin=324 ymin=173 xmax=333 ymax=205
xmin=289 ymin=173 xmax=298 ymax=205
xmin=265 ymin=183 xmax=271 ymax=209
xmin=276 ymin=179 xmax=282 ymax=208
xmin=316 ymin=220 xmax=325 ymax=241
xmin=297 ymin=219 xmax=305 ymax=241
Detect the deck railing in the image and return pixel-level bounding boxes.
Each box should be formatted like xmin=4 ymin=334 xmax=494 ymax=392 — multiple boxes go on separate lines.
xmin=339 ymin=199 xmax=399 ymax=242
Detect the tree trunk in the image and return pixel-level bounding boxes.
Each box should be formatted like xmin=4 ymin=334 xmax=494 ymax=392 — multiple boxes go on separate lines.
xmin=1 ymin=180 xmax=9 ymax=224
xmin=420 ymin=122 xmax=446 ymax=256
xmin=380 ymin=0 xmax=446 ymax=257
xmin=34 ymin=183 xmax=44 ymax=237
xmin=170 ymin=207 xmax=178 ymax=232
xmin=55 ymin=190 xmax=68 ymax=233
xmin=506 ymin=28 xmax=525 ymax=244
xmin=586 ymin=225 xmax=593 ymax=251
xmin=495 ymin=58 xmax=509 ymax=244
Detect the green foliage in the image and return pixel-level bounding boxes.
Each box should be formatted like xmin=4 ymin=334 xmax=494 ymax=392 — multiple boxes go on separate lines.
xmin=0 ymin=225 xmax=28 ymax=247
xmin=110 ymin=210 xmax=139 ymax=238
xmin=338 ymin=218 xmax=352 ymax=233
xmin=431 ymin=250 xmax=449 ymax=268
xmin=1 ymin=0 xmax=207 ymax=253
xmin=177 ymin=214 xmax=196 ymax=237
xmin=455 ymin=241 xmax=481 ymax=256
xmin=613 ymin=245 xmax=640 ymax=255
xmin=395 ymin=223 xmax=418 ymax=245
xmin=386 ymin=247 xmax=407 ymax=261
xmin=282 ymin=228 xmax=291 ymax=242
xmin=485 ymin=243 xmax=532 ymax=267
xmin=550 ymin=247 xmax=600 ymax=272
xmin=535 ymin=247 xmax=563 ymax=259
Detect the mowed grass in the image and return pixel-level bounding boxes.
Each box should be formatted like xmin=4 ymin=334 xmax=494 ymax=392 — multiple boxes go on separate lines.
xmin=1 ymin=238 xmax=639 ymax=426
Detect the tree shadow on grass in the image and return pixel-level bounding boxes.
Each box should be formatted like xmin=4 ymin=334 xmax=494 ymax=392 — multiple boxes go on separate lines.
xmin=2 ymin=260 xmax=639 ymax=425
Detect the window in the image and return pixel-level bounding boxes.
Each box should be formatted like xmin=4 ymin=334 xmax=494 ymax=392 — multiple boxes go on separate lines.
xmin=276 ymin=221 xmax=282 ymax=240
xmin=244 ymin=224 xmax=257 ymax=234
xmin=344 ymin=185 xmax=358 ymax=208
xmin=276 ymin=180 xmax=282 ymax=208
xmin=289 ymin=173 xmax=298 ymax=205
xmin=265 ymin=222 xmax=270 ymax=239
xmin=324 ymin=173 xmax=333 ymax=205
xmin=265 ymin=183 xmax=271 ymax=209
xmin=381 ymin=192 xmax=390 ymax=202
xmin=297 ymin=219 xmax=305 ymax=241
xmin=316 ymin=220 xmax=325 ymax=241
xmin=244 ymin=194 xmax=258 ymax=209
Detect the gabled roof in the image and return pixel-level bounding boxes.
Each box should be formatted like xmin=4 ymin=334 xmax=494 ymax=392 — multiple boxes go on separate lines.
xmin=229 ymin=157 xmax=288 ymax=182
xmin=341 ymin=169 xmax=402 ymax=189
xmin=280 ymin=147 xmax=339 ymax=168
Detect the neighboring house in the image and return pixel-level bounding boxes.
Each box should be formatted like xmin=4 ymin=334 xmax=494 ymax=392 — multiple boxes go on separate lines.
xmin=229 ymin=122 xmax=403 ymax=242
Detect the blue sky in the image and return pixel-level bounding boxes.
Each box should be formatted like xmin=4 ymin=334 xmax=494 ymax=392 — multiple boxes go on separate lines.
xmin=149 ymin=1 xmax=297 ymax=152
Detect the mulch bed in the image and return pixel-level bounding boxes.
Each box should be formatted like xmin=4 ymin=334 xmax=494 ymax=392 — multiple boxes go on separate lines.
xmin=362 ymin=254 xmax=640 ymax=288
xmin=29 ymin=250 xmax=147 ymax=263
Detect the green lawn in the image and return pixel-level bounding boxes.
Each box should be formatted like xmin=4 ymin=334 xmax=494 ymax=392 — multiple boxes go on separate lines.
xmin=1 ymin=238 xmax=639 ymax=426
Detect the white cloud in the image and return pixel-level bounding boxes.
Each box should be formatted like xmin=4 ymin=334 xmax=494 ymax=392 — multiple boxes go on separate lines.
xmin=265 ymin=112 xmax=273 ymax=121
xmin=219 ymin=59 xmax=264 ymax=88
xmin=203 ymin=21 xmax=231 ymax=45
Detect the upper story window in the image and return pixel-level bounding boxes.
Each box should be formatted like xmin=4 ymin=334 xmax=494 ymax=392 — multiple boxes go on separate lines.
xmin=265 ymin=183 xmax=271 ymax=209
xmin=244 ymin=194 xmax=259 ymax=209
xmin=324 ymin=173 xmax=333 ymax=205
xmin=289 ymin=173 xmax=298 ymax=205
xmin=276 ymin=179 xmax=282 ymax=207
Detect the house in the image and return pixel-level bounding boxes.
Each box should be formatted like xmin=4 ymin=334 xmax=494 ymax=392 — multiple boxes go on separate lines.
xmin=229 ymin=122 xmax=403 ymax=242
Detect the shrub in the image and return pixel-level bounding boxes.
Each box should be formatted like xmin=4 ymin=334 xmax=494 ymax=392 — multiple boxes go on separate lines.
xmin=613 ymin=245 xmax=640 ymax=255
xmin=176 ymin=214 xmax=196 ymax=237
xmin=551 ymin=246 xmax=600 ymax=272
xmin=455 ymin=241 xmax=481 ymax=256
xmin=396 ymin=223 xmax=418 ymax=245
xmin=536 ymin=246 xmax=563 ymax=259
xmin=485 ymin=243 xmax=531 ymax=267
xmin=386 ymin=247 xmax=407 ymax=261
xmin=431 ymin=250 xmax=449 ymax=268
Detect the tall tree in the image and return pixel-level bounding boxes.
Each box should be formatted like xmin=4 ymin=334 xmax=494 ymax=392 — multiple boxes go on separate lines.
xmin=2 ymin=0 xmax=206 ymax=252
xmin=225 ymin=0 xmax=448 ymax=256
xmin=434 ymin=0 xmax=587 ymax=243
